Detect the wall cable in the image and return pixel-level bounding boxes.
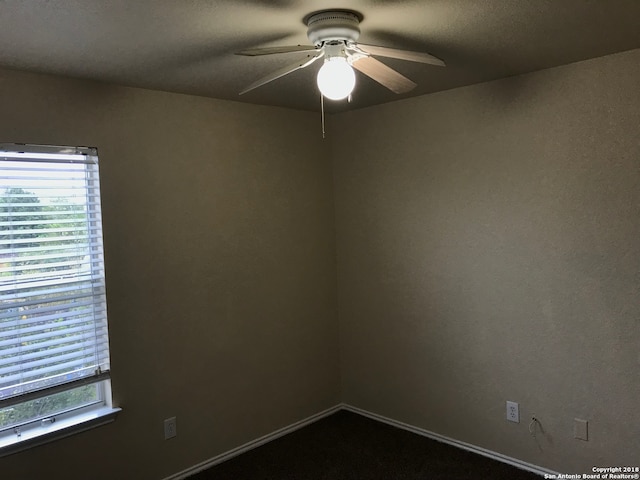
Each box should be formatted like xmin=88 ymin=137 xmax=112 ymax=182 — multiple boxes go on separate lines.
xmin=529 ymin=416 xmax=539 ymax=437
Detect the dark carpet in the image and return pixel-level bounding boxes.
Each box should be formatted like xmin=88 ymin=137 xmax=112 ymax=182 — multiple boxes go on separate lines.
xmin=188 ymin=410 xmax=541 ymax=479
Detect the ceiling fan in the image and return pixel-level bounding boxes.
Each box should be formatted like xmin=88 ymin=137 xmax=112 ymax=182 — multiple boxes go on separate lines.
xmin=236 ymin=9 xmax=446 ymax=101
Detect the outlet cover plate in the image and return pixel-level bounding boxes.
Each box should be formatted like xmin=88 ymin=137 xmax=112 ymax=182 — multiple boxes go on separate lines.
xmin=164 ymin=417 xmax=177 ymax=440
xmin=574 ymin=418 xmax=588 ymax=441
xmin=506 ymin=401 xmax=520 ymax=423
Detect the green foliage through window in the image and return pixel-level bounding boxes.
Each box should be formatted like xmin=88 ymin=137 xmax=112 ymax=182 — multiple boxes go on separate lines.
xmin=0 ymin=385 xmax=98 ymax=429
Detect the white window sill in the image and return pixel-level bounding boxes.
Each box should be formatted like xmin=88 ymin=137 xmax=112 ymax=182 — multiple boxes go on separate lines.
xmin=0 ymin=406 xmax=121 ymax=457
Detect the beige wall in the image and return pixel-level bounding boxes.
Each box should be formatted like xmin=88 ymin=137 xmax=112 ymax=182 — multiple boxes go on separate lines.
xmin=0 ymin=68 xmax=340 ymax=479
xmin=331 ymin=48 xmax=640 ymax=473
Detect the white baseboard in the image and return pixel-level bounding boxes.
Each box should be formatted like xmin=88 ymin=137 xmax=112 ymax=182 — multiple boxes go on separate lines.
xmin=342 ymin=404 xmax=558 ymax=477
xmin=162 ymin=403 xmax=344 ymax=480
xmin=164 ymin=402 xmax=557 ymax=479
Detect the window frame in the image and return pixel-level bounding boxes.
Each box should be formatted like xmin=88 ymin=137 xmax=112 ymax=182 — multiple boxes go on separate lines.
xmin=0 ymin=143 xmax=119 ymax=456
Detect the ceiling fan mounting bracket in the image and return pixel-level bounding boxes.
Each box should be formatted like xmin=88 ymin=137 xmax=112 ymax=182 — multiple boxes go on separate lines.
xmin=306 ymin=10 xmax=361 ymax=46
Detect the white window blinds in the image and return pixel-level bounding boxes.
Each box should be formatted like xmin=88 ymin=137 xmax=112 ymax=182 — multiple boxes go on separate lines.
xmin=0 ymin=144 xmax=110 ymax=409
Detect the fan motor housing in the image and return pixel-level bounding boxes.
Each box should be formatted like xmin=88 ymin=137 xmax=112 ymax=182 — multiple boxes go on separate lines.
xmin=306 ymin=10 xmax=361 ymax=45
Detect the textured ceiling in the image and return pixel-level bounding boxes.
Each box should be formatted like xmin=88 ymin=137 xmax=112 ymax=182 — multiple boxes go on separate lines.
xmin=1 ymin=1 xmax=639 ymax=112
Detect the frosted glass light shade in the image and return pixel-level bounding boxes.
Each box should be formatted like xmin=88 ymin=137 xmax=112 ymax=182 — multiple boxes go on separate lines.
xmin=317 ymin=57 xmax=356 ymax=101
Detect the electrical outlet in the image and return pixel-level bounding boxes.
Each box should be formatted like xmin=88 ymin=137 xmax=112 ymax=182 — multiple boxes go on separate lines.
xmin=506 ymin=401 xmax=520 ymax=423
xmin=164 ymin=417 xmax=177 ymax=440
xmin=574 ymin=418 xmax=588 ymax=441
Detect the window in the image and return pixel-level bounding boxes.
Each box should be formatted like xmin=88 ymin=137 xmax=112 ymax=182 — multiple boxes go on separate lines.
xmin=0 ymin=144 xmax=118 ymax=454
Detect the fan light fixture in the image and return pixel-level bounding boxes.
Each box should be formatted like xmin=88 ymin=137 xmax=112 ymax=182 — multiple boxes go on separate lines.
xmin=236 ymin=9 xmax=447 ymax=102
xmin=317 ymin=57 xmax=356 ymax=100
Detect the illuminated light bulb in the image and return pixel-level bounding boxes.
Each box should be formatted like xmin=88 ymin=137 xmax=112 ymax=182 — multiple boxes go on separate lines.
xmin=316 ymin=57 xmax=356 ymax=101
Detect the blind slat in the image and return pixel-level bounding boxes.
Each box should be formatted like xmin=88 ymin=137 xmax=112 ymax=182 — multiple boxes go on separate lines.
xmin=0 ymin=334 xmax=110 ymax=371
xmin=0 ymin=289 xmax=97 ymax=311
xmin=0 ymin=251 xmax=95 ymax=266
xmin=0 ymin=275 xmax=105 ymax=294
xmin=0 ymin=305 xmax=106 ymax=331
xmin=0 ymin=346 xmax=107 ymax=377
xmin=0 ymin=233 xmax=102 ymax=246
xmin=0 ymin=337 xmax=110 ymax=375
xmin=0 ymin=210 xmax=98 ymax=220
xmin=1 ymin=359 xmax=109 ymax=389
xmin=0 ymin=320 xmax=109 ymax=349
xmin=2 ymin=306 xmax=95 ymax=336
xmin=0 ymin=218 xmax=92 ymax=228
xmin=0 ymin=226 xmax=99 ymax=237
xmin=0 ymin=260 xmax=96 ymax=276
xmin=1 ymin=289 xmax=105 ymax=307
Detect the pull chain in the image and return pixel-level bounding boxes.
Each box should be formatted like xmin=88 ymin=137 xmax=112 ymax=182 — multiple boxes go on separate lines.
xmin=321 ymin=93 xmax=325 ymax=139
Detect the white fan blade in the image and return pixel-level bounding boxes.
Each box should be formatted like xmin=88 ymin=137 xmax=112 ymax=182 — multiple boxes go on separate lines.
xmin=351 ymin=56 xmax=416 ymax=94
xmin=239 ymin=53 xmax=323 ymax=95
xmin=237 ymin=45 xmax=318 ymax=56
xmin=357 ymin=43 xmax=445 ymax=67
